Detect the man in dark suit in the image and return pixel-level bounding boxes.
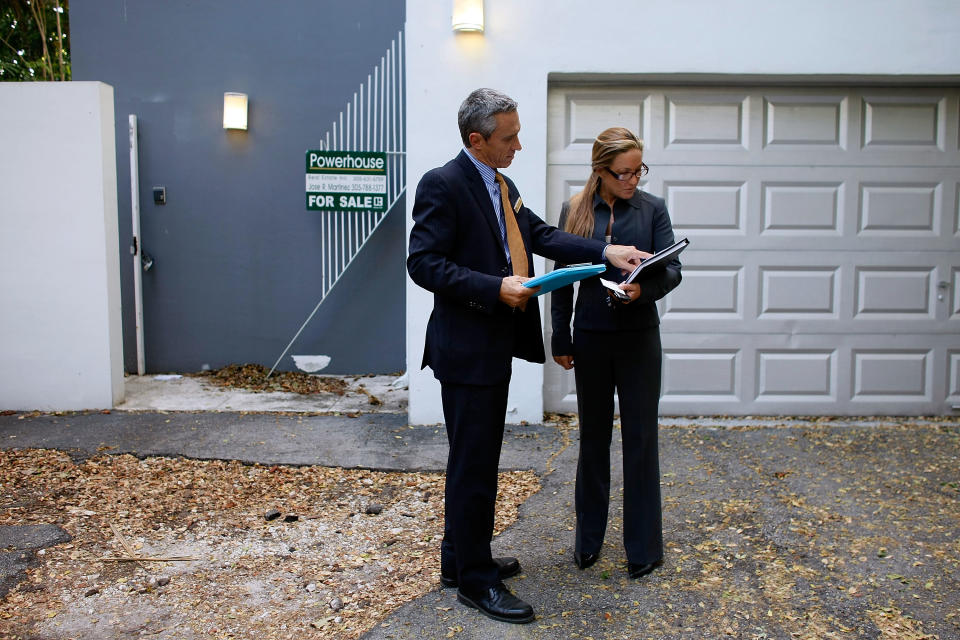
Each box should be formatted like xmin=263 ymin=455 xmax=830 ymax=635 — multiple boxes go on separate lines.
xmin=407 ymin=88 xmax=644 ymax=624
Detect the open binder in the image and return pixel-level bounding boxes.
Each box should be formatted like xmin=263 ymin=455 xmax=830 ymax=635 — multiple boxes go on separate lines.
xmin=624 ymin=237 xmax=689 ymax=284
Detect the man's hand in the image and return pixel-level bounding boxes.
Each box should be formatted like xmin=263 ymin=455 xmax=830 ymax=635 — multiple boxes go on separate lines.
xmin=553 ymin=355 xmax=574 ymax=370
xmin=605 ymin=245 xmax=651 ymax=272
xmin=499 ymin=275 xmax=538 ymax=308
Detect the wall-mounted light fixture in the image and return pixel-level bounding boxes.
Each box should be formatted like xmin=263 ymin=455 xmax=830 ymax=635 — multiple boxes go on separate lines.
xmin=452 ymin=0 xmax=484 ymax=32
xmin=223 ymin=92 xmax=248 ymax=130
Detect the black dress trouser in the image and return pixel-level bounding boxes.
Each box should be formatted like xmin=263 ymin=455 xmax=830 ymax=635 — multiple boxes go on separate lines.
xmin=439 ymin=380 xmax=510 ymax=593
xmin=572 ymin=325 xmax=664 ymax=565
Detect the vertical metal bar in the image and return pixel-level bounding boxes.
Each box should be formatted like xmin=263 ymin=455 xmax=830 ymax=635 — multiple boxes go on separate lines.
xmin=391 ymin=42 xmax=399 ymax=201
xmin=325 ymin=214 xmax=331 ymax=296
xmin=372 ymin=66 xmax=379 ymax=157
xmin=343 ymin=210 xmax=348 ymax=267
xmin=365 ymin=74 xmax=371 ymax=151
xmin=128 ymin=114 xmax=145 ymax=376
xmin=332 ymin=215 xmax=336 ymax=297
xmin=379 ymin=58 xmax=385 ymax=154
xmin=385 ymin=49 xmax=393 ymax=202
xmin=398 ymin=30 xmax=405 ymax=195
xmin=358 ymin=84 xmax=364 ymax=151
xmin=320 ymin=210 xmax=326 ymax=301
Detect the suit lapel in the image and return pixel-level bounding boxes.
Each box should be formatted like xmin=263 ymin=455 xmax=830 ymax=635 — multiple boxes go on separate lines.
xmin=455 ymin=152 xmax=507 ymax=254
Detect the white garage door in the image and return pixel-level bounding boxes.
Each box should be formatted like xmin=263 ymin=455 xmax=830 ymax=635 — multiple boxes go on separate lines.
xmin=544 ymin=83 xmax=960 ymax=416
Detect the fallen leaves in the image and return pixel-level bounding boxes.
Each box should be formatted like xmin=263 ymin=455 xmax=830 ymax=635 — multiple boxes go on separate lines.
xmin=0 ymin=448 xmax=540 ymax=639
xmin=197 ymin=363 xmax=349 ymax=396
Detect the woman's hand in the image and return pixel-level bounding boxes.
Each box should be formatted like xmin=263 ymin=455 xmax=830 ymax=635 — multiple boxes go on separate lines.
xmin=553 ymin=355 xmax=574 ymax=370
xmin=616 ymin=282 xmax=642 ymax=303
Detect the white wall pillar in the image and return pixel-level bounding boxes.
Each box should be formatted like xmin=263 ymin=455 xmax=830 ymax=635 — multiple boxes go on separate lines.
xmin=0 ymin=82 xmax=124 ymax=410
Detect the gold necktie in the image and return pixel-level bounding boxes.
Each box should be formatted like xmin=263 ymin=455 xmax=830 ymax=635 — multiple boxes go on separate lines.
xmin=495 ymin=172 xmax=528 ymax=279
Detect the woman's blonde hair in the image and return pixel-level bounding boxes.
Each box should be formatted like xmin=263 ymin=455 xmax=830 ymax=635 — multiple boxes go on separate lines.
xmin=564 ymin=127 xmax=645 ymax=238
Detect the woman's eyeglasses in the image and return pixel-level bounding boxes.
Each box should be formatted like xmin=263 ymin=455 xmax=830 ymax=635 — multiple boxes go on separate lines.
xmin=605 ymin=163 xmax=649 ymax=182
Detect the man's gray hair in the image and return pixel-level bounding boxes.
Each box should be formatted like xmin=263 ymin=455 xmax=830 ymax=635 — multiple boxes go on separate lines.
xmin=457 ymin=88 xmax=518 ymax=146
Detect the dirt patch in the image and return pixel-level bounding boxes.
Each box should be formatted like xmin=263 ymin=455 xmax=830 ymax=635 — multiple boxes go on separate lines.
xmin=0 ymin=450 xmax=540 ymax=639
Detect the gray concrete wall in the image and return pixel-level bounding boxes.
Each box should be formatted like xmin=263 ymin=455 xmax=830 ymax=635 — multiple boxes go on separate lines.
xmin=70 ymin=1 xmax=406 ymax=374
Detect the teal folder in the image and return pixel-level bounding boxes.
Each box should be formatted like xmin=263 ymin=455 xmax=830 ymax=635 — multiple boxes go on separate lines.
xmin=522 ymin=264 xmax=606 ymax=296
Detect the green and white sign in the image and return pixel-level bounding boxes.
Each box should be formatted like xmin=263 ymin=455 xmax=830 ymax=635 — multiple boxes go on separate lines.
xmin=305 ymin=150 xmax=387 ymax=211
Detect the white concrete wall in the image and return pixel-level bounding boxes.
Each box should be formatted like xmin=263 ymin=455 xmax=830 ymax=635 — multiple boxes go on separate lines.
xmin=0 ymin=82 xmax=124 ymax=410
xmin=405 ymin=0 xmax=960 ymax=424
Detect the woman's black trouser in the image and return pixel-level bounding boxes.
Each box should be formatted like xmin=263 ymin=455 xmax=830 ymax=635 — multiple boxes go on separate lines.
xmin=572 ymin=325 xmax=663 ymax=565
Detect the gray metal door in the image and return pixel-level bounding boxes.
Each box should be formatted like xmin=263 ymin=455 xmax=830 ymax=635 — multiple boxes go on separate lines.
xmin=544 ymin=84 xmax=960 ymax=416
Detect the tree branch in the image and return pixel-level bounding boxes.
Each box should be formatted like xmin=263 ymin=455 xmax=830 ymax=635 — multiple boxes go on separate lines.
xmin=53 ymin=0 xmax=64 ymax=80
xmin=0 ymin=31 xmax=32 ymax=72
xmin=26 ymin=0 xmax=51 ymax=80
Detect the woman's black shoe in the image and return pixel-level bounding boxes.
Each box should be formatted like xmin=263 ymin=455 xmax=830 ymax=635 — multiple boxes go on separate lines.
xmin=456 ymin=582 xmax=535 ymax=624
xmin=574 ymin=551 xmax=599 ymax=570
xmin=627 ymin=560 xmax=662 ymax=578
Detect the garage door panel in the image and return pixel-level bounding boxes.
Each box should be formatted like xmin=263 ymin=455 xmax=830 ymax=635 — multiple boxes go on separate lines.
xmin=949 ymin=266 xmax=960 ymax=319
xmin=662 ymin=349 xmax=741 ymax=399
xmin=762 ymin=181 xmax=843 ymax=234
xmin=859 ymin=182 xmax=941 ymax=235
xmin=567 ymin=94 xmax=648 ymax=146
xmin=763 ymin=95 xmax=847 ymax=148
xmin=861 ymin=95 xmax=946 ymax=149
xmin=852 ymin=349 xmax=933 ymax=401
xmin=664 ymin=180 xmax=746 ymax=232
xmin=759 ymin=267 xmax=838 ymax=316
xmin=663 ymin=266 xmax=743 ymax=317
xmin=855 ymin=267 xmax=935 ymax=318
xmin=948 ymin=351 xmax=960 ymax=402
xmin=548 ymin=89 xmax=653 ymax=163
xmin=955 ymin=183 xmax=960 ymax=236
xmin=664 ymin=93 xmax=749 ymax=148
xmin=546 ymin=84 xmax=960 ymax=415
xmin=756 ymin=349 xmax=837 ymax=402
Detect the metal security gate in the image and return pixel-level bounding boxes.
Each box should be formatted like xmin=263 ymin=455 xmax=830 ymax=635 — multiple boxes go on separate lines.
xmin=544 ymin=83 xmax=960 ymax=416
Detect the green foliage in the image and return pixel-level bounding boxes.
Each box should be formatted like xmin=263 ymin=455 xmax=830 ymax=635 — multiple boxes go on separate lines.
xmin=1 ymin=0 xmax=70 ymax=81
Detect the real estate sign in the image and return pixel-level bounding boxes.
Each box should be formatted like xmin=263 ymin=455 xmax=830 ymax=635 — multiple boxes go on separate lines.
xmin=305 ymin=150 xmax=388 ymax=211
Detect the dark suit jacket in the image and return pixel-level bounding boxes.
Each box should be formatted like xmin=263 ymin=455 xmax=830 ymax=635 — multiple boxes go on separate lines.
xmin=408 ymin=151 xmax=608 ymax=385
xmin=551 ymin=189 xmax=682 ymax=355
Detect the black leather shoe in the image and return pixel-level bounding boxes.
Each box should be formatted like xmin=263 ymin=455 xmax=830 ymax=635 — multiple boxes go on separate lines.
xmin=440 ymin=557 xmax=521 ymax=588
xmin=628 ymin=559 xmax=663 ymax=579
xmin=574 ymin=551 xmax=599 ymax=570
xmin=457 ymin=582 xmax=535 ymax=624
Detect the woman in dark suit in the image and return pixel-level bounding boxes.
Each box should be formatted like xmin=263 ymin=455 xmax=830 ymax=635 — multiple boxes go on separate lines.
xmin=551 ymin=127 xmax=682 ymax=579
